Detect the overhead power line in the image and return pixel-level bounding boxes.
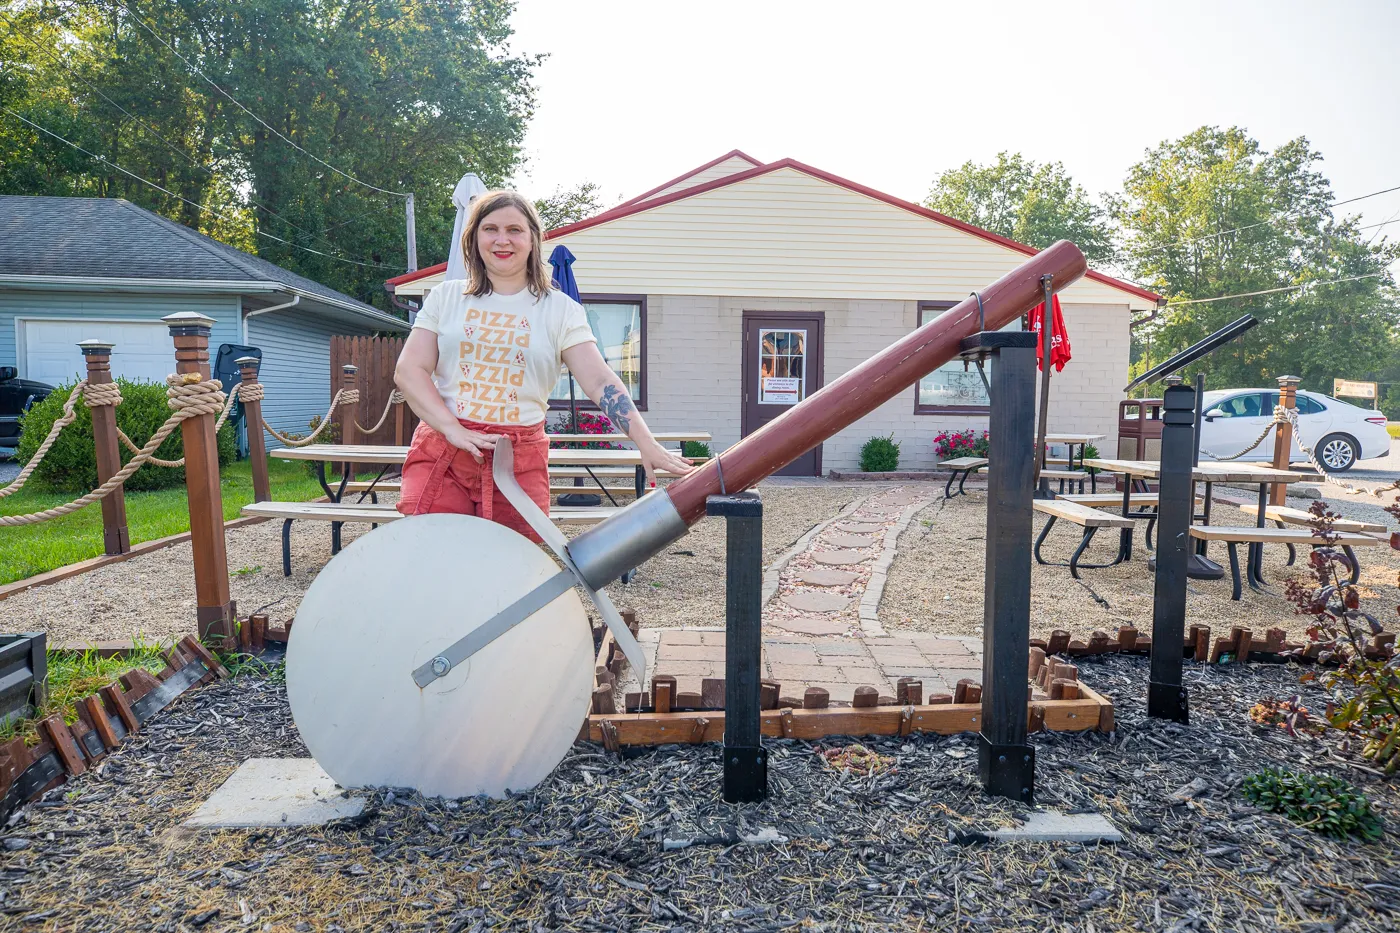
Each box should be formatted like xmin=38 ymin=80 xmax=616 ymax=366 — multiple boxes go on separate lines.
xmin=1133 ymin=183 xmax=1400 ymax=256
xmin=1 ymin=13 xmax=387 ymax=264
xmin=2 ymin=106 xmax=396 ymax=270
xmin=1163 ymin=272 xmax=1386 ymax=307
xmin=115 ymin=0 xmax=410 ymax=198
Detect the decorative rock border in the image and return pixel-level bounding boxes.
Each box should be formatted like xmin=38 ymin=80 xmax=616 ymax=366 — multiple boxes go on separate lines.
xmin=857 ymin=497 xmax=934 ymax=637
xmin=760 ymin=494 xmax=873 ymax=605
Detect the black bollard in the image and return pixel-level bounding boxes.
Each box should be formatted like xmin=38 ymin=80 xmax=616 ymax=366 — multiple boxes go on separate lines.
xmin=708 ymin=492 xmax=767 ymax=802
xmin=1148 ymin=385 xmax=1197 ymax=722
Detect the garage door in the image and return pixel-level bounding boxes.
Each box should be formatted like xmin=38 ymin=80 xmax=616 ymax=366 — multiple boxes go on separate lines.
xmin=23 ymin=320 xmax=174 ymax=386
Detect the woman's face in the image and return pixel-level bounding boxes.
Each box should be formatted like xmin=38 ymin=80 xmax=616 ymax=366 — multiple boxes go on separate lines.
xmin=476 ymin=206 xmax=532 ymax=284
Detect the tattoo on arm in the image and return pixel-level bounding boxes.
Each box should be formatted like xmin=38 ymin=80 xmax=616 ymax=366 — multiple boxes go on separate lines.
xmin=598 ymin=384 xmax=636 ymax=435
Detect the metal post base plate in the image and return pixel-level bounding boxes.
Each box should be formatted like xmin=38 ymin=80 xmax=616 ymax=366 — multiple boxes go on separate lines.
xmin=1148 ymin=681 xmax=1190 ymax=723
xmin=722 ymin=746 xmax=768 ymax=803
xmin=1185 ymin=554 xmax=1225 ymax=580
xmin=978 ymin=734 xmax=1035 ymax=803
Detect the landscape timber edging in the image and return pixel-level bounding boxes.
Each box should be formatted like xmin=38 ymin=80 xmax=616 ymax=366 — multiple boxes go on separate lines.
xmin=1033 ymin=623 xmax=1395 ymax=666
xmin=0 ymin=634 xmax=230 ymax=822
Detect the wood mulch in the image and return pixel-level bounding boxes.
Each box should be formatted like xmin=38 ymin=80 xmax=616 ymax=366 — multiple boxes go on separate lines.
xmin=0 ymin=658 xmax=1396 ymax=931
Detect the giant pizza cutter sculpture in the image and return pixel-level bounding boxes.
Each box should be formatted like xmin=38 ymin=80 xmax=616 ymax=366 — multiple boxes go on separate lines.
xmin=287 ymin=241 xmax=1089 ymax=799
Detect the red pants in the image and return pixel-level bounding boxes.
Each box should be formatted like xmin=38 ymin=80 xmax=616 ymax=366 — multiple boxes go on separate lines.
xmin=396 ymin=420 xmax=550 ymax=542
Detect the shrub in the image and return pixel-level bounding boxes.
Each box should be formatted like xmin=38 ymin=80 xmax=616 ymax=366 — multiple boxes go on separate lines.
xmin=681 ymin=440 xmax=712 ymax=459
xmin=1241 ymin=768 xmax=1383 ymax=841
xmin=16 ymin=379 xmax=234 ymax=492
xmin=859 ymin=435 xmax=900 ymax=472
xmin=1083 ymin=442 xmax=1100 ymax=474
xmin=934 ymin=429 xmax=989 ymax=460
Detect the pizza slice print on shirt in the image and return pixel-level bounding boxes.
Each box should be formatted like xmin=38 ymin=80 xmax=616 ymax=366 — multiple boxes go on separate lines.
xmin=456 ymin=304 xmax=531 ymax=424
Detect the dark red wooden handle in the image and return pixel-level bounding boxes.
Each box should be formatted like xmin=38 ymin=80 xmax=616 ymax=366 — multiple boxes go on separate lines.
xmin=664 ymin=240 xmax=1088 ymax=524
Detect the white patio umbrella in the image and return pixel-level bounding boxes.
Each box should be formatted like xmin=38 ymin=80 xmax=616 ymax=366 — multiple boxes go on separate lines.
xmin=444 ymin=172 xmax=487 ymax=282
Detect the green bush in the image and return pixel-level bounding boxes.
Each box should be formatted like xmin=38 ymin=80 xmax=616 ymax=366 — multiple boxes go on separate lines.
xmin=681 ymin=440 xmax=712 ymax=459
xmin=16 ymin=379 xmax=235 ymax=492
xmin=1241 ymin=768 xmax=1383 ymax=841
xmin=859 ymin=435 xmax=900 ymax=472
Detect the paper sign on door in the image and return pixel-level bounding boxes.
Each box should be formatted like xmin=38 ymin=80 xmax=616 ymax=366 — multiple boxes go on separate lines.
xmin=761 ymin=377 xmax=801 ymax=404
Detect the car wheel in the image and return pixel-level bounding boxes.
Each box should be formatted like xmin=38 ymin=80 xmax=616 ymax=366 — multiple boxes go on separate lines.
xmin=1316 ymin=433 xmax=1359 ymax=472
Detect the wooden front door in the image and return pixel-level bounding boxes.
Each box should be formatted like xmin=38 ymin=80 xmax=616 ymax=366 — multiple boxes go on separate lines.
xmin=741 ymin=313 xmax=824 ymax=476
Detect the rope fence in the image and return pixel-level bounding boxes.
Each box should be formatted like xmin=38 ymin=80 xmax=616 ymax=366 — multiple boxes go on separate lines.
xmin=260 ymin=386 xmax=359 ymax=447
xmin=0 ymin=375 xmax=226 ymax=526
xmin=355 ymin=389 xmax=405 ymax=435
xmin=1201 ymin=404 xmax=1387 ymax=495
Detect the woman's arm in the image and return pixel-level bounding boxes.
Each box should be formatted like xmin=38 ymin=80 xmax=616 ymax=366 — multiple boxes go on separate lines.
xmin=561 ymin=342 xmax=693 ymax=486
xmin=394 ymin=328 xmax=498 ymax=462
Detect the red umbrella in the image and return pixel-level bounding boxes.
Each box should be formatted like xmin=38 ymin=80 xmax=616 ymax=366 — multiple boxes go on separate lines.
xmin=1028 ymin=294 xmax=1072 ymax=372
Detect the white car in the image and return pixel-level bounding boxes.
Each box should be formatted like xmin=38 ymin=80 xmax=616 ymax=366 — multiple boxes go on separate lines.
xmin=1199 ymin=388 xmax=1391 ymax=472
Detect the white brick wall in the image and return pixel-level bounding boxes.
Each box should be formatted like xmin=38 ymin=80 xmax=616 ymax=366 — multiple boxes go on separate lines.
xmin=640 ymin=295 xmax=1131 ymax=472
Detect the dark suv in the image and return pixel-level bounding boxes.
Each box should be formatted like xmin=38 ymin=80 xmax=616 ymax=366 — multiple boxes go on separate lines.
xmin=0 ymin=367 xmax=53 ymax=449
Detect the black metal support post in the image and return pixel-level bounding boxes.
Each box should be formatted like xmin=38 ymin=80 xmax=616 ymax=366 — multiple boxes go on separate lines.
xmin=1148 ymin=385 xmax=1197 ymax=722
xmin=1187 ymin=372 xmax=1223 ymax=579
xmin=963 ymin=330 xmax=1038 ymax=802
xmin=708 ymin=492 xmax=767 ymax=803
xmin=1033 ymin=275 xmax=1055 ymax=500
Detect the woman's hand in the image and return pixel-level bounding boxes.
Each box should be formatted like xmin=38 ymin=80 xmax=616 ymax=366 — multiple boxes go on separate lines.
xmin=639 ymin=440 xmax=693 ymax=488
xmin=444 ymin=424 xmax=499 ymax=462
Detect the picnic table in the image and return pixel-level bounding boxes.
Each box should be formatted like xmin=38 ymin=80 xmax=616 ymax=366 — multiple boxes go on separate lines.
xmin=1085 ymin=458 xmax=1306 ymax=590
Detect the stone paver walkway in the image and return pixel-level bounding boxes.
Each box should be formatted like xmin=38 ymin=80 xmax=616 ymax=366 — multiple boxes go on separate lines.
xmin=631 ymin=628 xmax=983 ymax=705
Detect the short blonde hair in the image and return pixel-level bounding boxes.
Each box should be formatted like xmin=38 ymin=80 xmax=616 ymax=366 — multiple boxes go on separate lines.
xmin=462 ymin=190 xmax=552 ymax=298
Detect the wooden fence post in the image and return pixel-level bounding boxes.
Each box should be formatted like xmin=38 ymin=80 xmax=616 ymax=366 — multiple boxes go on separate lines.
xmin=163 ymin=312 xmax=235 ymax=646
xmin=340 ymin=363 xmax=358 ymax=477
xmin=78 ymin=340 xmax=130 ymax=556
xmin=1271 ymin=375 xmax=1300 ymax=506
xmin=237 ymin=356 xmax=270 ymax=503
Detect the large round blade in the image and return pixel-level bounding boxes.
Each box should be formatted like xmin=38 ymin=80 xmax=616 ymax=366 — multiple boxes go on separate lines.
xmin=286 ymin=514 xmax=593 ymax=799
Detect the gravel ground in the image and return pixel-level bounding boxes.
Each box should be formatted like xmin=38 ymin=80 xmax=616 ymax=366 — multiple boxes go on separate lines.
xmin=1 ymin=658 xmax=1396 ymax=931
xmin=0 ymin=483 xmax=861 ymax=645
xmin=879 ymin=490 xmax=1400 ymax=642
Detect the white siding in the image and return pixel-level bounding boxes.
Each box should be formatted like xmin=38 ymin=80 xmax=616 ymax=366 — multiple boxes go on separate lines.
xmin=638 ymin=295 xmax=1129 ymax=472
xmin=639 ymin=155 xmax=762 ymax=203
xmin=245 ymin=309 xmax=378 ymax=435
xmin=0 ymin=290 xmax=240 ymax=382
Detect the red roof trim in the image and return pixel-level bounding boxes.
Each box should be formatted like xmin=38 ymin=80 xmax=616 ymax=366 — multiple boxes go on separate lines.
xmin=385 ymin=262 xmax=445 ymax=287
xmin=386 ymin=155 xmax=1161 ymax=304
xmin=607 ymin=149 xmax=763 ymax=212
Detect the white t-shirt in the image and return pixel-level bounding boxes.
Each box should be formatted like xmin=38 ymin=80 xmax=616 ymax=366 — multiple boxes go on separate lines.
xmin=412 ymin=281 xmax=596 ymax=426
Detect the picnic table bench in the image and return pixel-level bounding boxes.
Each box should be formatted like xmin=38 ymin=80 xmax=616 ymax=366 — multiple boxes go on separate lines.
xmin=241 ymin=500 xmax=618 ymax=576
xmin=939 ymin=457 xmax=988 ymax=498
xmin=1188 ymin=525 xmax=1381 ymax=599
xmin=1032 ymin=499 xmax=1135 ymax=578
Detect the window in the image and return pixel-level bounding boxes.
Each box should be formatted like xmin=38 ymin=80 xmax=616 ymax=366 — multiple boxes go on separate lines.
xmin=1265 ymin=392 xmax=1325 ymax=415
xmin=549 ymin=295 xmax=646 ymax=410
xmin=914 ymin=300 xmax=1019 ymax=414
xmin=757 ymin=328 xmax=807 ymax=405
xmin=1212 ymin=393 xmax=1266 ymax=418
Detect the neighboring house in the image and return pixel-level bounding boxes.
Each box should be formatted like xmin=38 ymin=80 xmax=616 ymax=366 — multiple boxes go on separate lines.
xmin=385 ymin=151 xmax=1163 ymax=474
xmin=0 ymin=195 xmax=408 ymax=439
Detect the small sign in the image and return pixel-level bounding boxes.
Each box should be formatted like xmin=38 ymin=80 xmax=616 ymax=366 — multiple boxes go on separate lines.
xmin=1333 ymin=379 xmax=1377 ymax=400
xmin=761 ymin=377 xmax=801 ymax=404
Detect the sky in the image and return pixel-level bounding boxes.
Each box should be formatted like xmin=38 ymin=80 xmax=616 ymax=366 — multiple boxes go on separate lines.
xmin=505 ymin=0 xmax=1400 ymax=240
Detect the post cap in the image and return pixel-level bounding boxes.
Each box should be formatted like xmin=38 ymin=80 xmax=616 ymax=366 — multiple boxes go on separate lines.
xmin=76 ymin=339 xmax=115 ymax=354
xmin=161 ymin=311 xmax=216 ymax=332
xmin=1163 ymin=374 xmax=1183 ymax=387
xmin=342 ymin=364 xmax=358 ymax=375
xmin=1276 ymin=375 xmax=1301 ymax=387
xmin=234 ymin=356 xmax=260 ymax=367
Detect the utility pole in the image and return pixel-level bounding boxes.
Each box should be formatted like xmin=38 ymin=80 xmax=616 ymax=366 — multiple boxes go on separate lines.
xmin=405 ymin=192 xmax=418 ymax=272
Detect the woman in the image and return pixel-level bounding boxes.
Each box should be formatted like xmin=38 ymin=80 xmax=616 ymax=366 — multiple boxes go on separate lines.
xmin=394 ymin=190 xmax=691 ymax=540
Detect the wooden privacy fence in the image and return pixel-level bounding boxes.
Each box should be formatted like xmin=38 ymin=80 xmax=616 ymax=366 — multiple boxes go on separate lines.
xmin=331 ymin=336 xmax=416 ymax=475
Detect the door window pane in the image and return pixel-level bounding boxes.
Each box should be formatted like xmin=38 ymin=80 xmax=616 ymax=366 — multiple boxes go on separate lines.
xmin=550 ymin=301 xmax=642 ymax=401
xmin=759 ymin=328 xmax=806 ymax=404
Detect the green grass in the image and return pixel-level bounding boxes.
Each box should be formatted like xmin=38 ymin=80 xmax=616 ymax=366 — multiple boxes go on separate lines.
xmin=0 ymin=643 xmax=167 ymax=745
xmin=0 ymin=457 xmax=329 ymax=585
xmin=1388 ymin=424 xmax=1400 ymax=439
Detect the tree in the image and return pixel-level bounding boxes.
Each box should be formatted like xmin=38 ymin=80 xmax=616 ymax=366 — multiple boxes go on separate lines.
xmin=1115 ymin=127 xmax=1400 ymax=393
xmin=0 ymin=0 xmax=540 ymax=307
xmin=925 ymin=152 xmax=1117 ymax=263
xmin=534 ymin=181 xmax=603 ymax=231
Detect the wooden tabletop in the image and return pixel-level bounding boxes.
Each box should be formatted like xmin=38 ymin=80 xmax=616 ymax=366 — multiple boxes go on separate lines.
xmin=1044 ymin=433 xmax=1106 ymax=444
xmin=270 ymin=444 xmax=686 ymax=468
xmin=1084 ymin=458 xmax=1305 ymax=484
xmin=546 ymin=431 xmax=711 ymax=445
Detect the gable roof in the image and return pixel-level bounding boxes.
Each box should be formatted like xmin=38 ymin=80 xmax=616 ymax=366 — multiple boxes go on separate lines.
xmin=385 ymin=153 xmax=1161 ymax=305
xmin=1 ymin=196 xmax=407 ymax=329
